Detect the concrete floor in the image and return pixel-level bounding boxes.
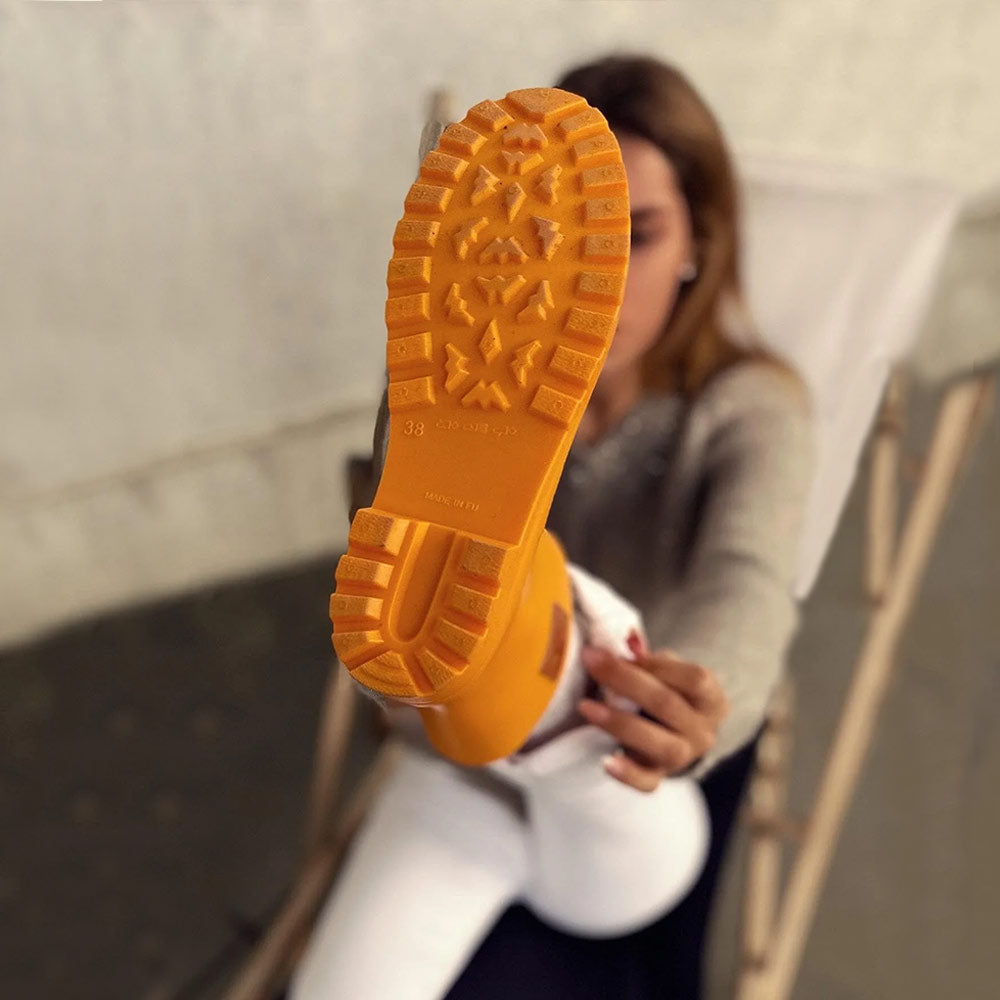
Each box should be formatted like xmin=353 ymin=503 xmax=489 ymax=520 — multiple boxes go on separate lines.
xmin=2 ymin=380 xmax=997 ymax=1000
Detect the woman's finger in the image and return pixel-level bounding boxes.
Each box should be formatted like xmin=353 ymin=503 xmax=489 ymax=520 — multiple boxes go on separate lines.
xmin=581 ymin=647 xmax=713 ymax=752
xmin=639 ymin=649 xmax=729 ymax=718
xmin=601 ymin=749 xmax=663 ymax=793
xmin=578 ymin=698 xmax=696 ymax=774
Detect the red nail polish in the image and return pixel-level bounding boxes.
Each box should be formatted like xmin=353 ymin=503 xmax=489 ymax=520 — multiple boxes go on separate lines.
xmin=626 ymin=629 xmax=647 ymax=658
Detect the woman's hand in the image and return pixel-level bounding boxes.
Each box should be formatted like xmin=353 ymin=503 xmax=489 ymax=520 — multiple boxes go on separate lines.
xmin=577 ymin=644 xmax=729 ymax=792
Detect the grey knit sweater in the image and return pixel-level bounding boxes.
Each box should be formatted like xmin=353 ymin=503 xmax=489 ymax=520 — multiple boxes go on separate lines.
xmin=370 ymin=360 xmax=814 ymax=779
xmin=548 ymin=361 xmax=815 ymax=777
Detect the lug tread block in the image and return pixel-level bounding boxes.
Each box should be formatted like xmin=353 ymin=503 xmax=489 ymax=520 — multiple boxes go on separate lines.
xmin=470 ymin=166 xmax=500 ymax=206
xmin=478 ymin=320 xmax=503 ymax=364
xmin=452 ymin=216 xmax=489 ymax=259
xmin=417 ymin=646 xmax=462 ymax=688
xmin=385 ymin=292 xmax=431 ymax=329
xmin=329 ymin=594 xmax=383 ymax=624
xmin=529 ymin=384 xmax=582 ymax=428
xmin=509 ymin=339 xmax=542 ymax=385
xmin=444 ymin=342 xmax=472 ymax=393
xmin=439 ymin=122 xmax=486 ymax=156
xmin=534 ymin=165 xmax=562 ymax=205
xmin=460 ymin=539 xmax=507 ymax=583
xmin=434 ymin=619 xmax=481 ymax=660
xmin=447 ymin=583 xmax=494 ymax=623
xmin=468 ymin=99 xmax=515 ymax=132
xmin=335 ymin=555 xmax=393 ymax=590
xmin=393 ymin=219 xmax=440 ymax=250
xmin=332 ymin=629 xmax=384 ymax=662
xmin=517 ymin=280 xmax=554 ymax=323
xmin=478 ymin=236 xmax=528 ymax=265
xmin=556 ymin=108 xmax=606 ymax=142
xmin=549 ymin=344 xmax=601 ymax=386
xmin=387 ymin=331 xmax=434 ymax=371
xmin=348 ymin=510 xmax=409 ymax=555
xmin=352 ymin=651 xmax=423 ymax=699
xmin=564 ymin=306 xmax=617 ymax=343
xmin=503 ymin=182 xmax=527 ymax=221
xmin=506 ymin=88 xmax=586 ymax=122
xmin=576 ymin=270 xmax=626 ymax=305
xmin=387 ymin=256 xmax=432 ymax=290
xmin=572 ymin=134 xmax=620 ymax=166
xmin=405 ymin=183 xmax=453 ymax=214
xmin=583 ymin=233 xmax=630 ymax=262
xmin=531 ymin=218 xmax=564 ymax=260
xmin=584 ymin=196 xmax=630 ymax=226
xmin=387 ymin=375 xmax=436 ymax=410
xmin=460 ymin=379 xmax=510 ymax=411
xmin=444 ymin=283 xmax=476 ymax=325
xmin=503 ymin=123 xmax=547 ymax=149
xmin=475 ymin=274 xmax=526 ymax=305
xmin=580 ymin=162 xmax=628 ymax=193
xmin=419 ymin=151 xmax=469 ymax=184
xmin=501 ymin=150 xmax=544 ymax=175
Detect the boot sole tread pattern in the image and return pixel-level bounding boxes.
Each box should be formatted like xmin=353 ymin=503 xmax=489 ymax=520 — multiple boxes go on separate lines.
xmin=332 ymin=88 xmax=629 ymax=702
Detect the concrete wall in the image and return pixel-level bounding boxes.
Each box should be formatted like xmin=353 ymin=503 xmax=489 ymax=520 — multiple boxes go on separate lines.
xmin=3 ymin=0 xmax=998 ymax=643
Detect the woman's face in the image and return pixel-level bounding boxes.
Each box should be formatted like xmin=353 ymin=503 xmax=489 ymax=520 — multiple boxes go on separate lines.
xmin=600 ymin=131 xmax=694 ymax=385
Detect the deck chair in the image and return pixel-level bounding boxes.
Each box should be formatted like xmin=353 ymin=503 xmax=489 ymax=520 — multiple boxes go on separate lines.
xmin=733 ymin=165 xmax=997 ymax=1000
xmin=223 ymin=93 xmax=995 ymax=1000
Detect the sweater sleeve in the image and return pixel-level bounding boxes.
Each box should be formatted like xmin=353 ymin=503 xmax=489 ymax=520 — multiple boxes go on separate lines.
xmin=645 ymin=367 xmax=815 ymax=778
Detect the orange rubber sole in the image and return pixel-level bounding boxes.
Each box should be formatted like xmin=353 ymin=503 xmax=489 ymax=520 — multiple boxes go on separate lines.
xmin=330 ymin=87 xmax=629 ymax=708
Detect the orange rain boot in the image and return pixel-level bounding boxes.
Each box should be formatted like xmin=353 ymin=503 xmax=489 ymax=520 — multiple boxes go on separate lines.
xmin=330 ymin=88 xmax=630 ymax=765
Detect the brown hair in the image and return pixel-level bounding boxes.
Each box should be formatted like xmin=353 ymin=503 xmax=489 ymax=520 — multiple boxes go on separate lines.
xmin=557 ymin=55 xmax=785 ymax=397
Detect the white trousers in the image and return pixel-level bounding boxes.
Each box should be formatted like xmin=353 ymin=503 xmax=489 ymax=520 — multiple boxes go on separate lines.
xmin=291 ymin=567 xmax=710 ymax=1000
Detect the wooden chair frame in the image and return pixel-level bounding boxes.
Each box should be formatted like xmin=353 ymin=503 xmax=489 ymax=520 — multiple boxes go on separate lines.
xmin=737 ymin=368 xmax=996 ymax=1000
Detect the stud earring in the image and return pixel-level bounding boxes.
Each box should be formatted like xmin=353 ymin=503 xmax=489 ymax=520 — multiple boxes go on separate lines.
xmin=679 ymin=261 xmax=698 ymax=283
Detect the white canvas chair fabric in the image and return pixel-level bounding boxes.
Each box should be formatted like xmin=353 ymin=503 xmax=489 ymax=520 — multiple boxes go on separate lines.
xmin=909 ymin=184 xmax=1000 ymax=383
xmin=737 ymin=156 xmax=961 ymax=596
